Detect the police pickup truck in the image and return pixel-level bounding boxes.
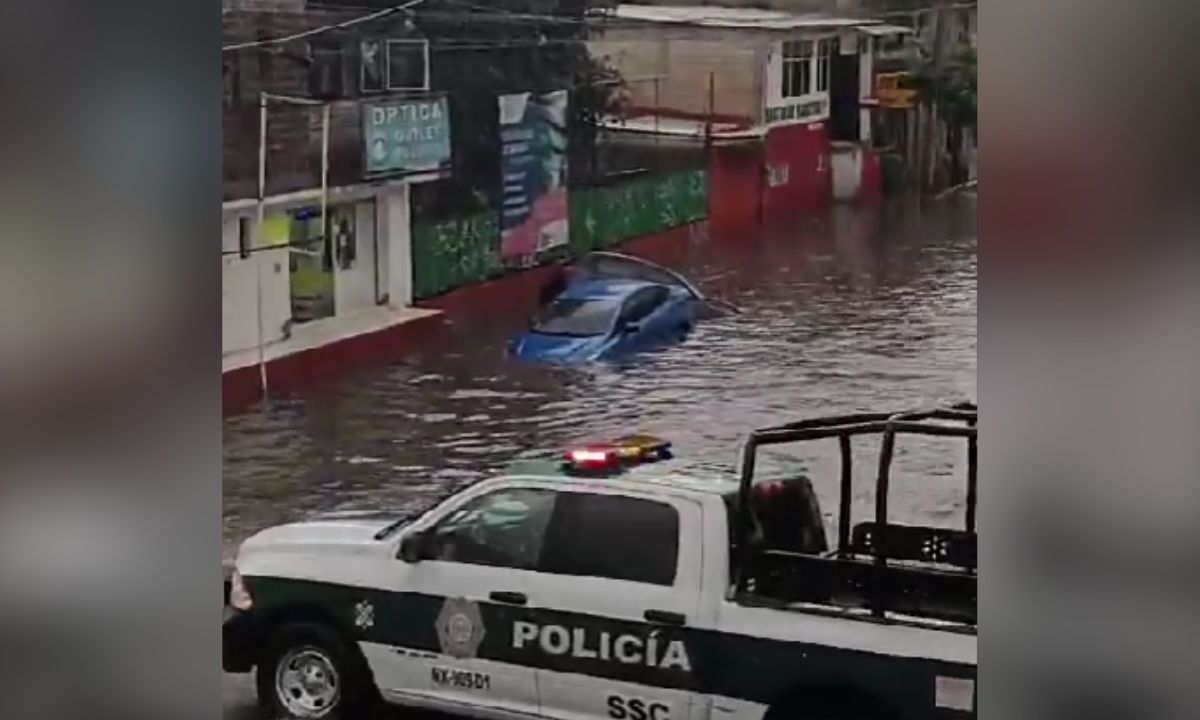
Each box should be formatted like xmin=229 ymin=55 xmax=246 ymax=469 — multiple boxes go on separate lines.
xmin=224 ymin=405 xmax=977 ymax=720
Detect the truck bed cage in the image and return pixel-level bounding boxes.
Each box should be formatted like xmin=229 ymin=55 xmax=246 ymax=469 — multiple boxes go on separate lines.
xmin=732 ymin=403 xmax=977 ymax=624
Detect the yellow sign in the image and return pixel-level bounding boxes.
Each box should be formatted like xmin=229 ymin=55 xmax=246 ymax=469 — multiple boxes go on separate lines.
xmin=874 ymin=73 xmax=918 ymax=109
xmin=259 ymin=213 xmax=290 ymax=248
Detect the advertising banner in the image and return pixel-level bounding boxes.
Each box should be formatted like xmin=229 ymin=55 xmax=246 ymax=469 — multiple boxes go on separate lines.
xmin=364 ymin=96 xmax=451 ymax=175
xmin=498 ymin=90 xmax=569 ymax=259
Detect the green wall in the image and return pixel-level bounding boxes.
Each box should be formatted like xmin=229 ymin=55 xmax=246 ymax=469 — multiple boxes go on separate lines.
xmin=411 ymin=170 xmax=707 ymax=300
xmin=568 ymin=170 xmax=707 ymax=253
xmin=411 ymin=213 xmax=503 ymax=300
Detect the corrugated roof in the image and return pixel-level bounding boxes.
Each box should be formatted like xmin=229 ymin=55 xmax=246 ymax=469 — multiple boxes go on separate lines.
xmin=609 ymin=5 xmax=876 ymax=31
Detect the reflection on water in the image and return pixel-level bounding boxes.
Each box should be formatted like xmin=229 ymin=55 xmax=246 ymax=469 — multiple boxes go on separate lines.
xmin=223 ymin=198 xmax=977 ymax=563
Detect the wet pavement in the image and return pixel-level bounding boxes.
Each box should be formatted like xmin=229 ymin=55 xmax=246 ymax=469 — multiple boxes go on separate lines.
xmin=222 ymin=198 xmax=976 ymax=713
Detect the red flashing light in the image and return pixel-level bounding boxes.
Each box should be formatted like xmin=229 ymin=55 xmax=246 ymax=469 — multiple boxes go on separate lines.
xmin=758 ymin=481 xmax=786 ymax=499
xmin=564 ymin=447 xmax=621 ymax=473
xmin=562 ymin=435 xmax=672 ymax=475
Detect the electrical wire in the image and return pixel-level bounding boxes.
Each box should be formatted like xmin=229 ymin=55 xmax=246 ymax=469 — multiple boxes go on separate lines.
xmin=433 ymin=0 xmax=595 ymax=26
xmin=222 ymin=0 xmax=427 ymax=53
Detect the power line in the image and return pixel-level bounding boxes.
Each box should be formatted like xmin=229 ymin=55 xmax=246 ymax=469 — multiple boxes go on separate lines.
xmin=222 ymin=0 xmax=427 ymax=53
xmin=434 ymin=0 xmax=594 ymax=26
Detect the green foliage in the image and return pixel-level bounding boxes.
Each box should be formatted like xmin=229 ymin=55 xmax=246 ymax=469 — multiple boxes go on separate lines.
xmin=411 ymin=0 xmax=621 ymax=222
xmin=911 ymin=48 xmax=976 ymax=127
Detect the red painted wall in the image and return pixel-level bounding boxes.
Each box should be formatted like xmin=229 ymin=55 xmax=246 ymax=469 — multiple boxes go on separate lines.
xmin=763 ymin=122 xmax=832 ymax=223
xmin=859 ymin=145 xmax=883 ymax=205
xmin=708 ymin=141 xmax=764 ymax=239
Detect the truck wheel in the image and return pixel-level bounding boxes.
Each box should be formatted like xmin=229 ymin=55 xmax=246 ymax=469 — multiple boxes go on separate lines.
xmin=256 ymin=621 xmax=377 ymax=720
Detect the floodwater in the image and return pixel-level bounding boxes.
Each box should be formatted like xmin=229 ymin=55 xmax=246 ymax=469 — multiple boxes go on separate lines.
xmin=222 ymin=197 xmax=977 ymax=565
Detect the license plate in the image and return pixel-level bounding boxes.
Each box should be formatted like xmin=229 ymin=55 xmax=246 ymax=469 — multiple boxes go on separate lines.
xmin=432 ymin=666 xmax=491 ymax=691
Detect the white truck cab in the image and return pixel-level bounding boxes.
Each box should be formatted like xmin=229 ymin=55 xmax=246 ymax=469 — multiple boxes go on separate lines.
xmin=225 ymin=409 xmax=978 ymax=720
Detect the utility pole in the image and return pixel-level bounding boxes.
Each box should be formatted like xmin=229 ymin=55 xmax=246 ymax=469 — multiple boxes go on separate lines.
xmin=921 ymin=0 xmax=951 ymax=191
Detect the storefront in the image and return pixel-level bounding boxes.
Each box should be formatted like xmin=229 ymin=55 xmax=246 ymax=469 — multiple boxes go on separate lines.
xmin=286 ymin=200 xmax=380 ymax=324
xmin=221 ymin=182 xmax=414 ymax=358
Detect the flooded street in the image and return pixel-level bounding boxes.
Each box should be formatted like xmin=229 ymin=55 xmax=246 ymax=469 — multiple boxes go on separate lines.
xmin=223 ymin=198 xmax=976 ymax=565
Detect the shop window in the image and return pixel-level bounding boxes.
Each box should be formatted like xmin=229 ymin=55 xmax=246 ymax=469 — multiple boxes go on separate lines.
xmin=781 ymin=40 xmax=812 ymax=98
xmin=816 ymin=39 xmax=833 ymax=93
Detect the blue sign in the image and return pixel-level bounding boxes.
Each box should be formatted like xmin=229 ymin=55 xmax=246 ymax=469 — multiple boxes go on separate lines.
xmin=363 ymin=97 xmax=451 ymax=175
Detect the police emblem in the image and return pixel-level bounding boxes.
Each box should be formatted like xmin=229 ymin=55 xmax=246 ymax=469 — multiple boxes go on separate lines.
xmin=436 ymin=597 xmax=486 ymax=658
xmin=354 ymin=599 xmax=375 ymax=631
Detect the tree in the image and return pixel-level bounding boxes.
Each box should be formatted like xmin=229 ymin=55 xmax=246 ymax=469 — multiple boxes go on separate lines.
xmin=411 ymin=0 xmax=622 ymax=220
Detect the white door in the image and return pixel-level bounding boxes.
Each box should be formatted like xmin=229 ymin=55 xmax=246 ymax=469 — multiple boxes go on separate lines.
xmin=332 ymin=201 xmax=378 ymax=316
xmin=366 ymin=485 xmax=554 ymax=717
xmin=521 ymin=488 xmax=703 ymax=720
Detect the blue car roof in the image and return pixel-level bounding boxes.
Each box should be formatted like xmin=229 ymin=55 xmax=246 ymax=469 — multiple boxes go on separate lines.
xmin=559 ymin=278 xmax=658 ymax=301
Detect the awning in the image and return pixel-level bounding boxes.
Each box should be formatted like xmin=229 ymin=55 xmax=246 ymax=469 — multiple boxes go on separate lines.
xmin=858 ymin=24 xmax=914 ymax=36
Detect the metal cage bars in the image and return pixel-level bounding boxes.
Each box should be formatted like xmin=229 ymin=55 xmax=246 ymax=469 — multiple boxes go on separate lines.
xmin=732 ymin=404 xmax=977 ymax=616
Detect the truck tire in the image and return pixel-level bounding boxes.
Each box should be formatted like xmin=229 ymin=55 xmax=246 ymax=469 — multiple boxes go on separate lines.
xmin=256 ymin=620 xmax=378 ymax=720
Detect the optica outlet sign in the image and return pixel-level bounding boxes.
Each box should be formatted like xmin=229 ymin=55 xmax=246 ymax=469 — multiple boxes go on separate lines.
xmin=364 ymin=96 xmax=452 ymax=175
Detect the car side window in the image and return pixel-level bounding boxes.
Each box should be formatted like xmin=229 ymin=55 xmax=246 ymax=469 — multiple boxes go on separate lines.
xmin=620 ymin=287 xmax=669 ymax=325
xmin=427 ymin=488 xmax=557 ymax=571
xmin=538 ymin=492 xmax=679 ymax=586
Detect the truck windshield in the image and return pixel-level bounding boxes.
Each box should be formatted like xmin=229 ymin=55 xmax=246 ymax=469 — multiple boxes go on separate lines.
xmin=532 ymin=298 xmax=619 ymax=337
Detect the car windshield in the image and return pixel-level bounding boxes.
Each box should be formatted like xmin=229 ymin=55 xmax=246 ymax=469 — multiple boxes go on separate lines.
xmin=532 ymin=297 xmax=619 ymax=337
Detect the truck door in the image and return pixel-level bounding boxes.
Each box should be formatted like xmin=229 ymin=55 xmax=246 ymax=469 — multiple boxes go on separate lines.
xmin=368 ymin=486 xmax=555 ymax=717
xmin=521 ymin=488 xmax=703 ymax=720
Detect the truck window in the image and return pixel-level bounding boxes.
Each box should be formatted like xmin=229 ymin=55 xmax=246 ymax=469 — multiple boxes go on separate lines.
xmin=427 ymin=488 xmax=557 ymax=571
xmin=538 ymin=493 xmax=679 ymax=586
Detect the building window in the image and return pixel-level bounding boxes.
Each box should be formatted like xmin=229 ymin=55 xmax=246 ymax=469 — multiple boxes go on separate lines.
xmin=816 ymin=38 xmax=833 ymax=92
xmin=360 ymin=38 xmax=385 ymax=93
xmin=386 ymin=39 xmax=430 ymax=91
xmin=781 ymin=40 xmax=812 ymax=98
xmin=309 ymin=40 xmax=348 ymax=98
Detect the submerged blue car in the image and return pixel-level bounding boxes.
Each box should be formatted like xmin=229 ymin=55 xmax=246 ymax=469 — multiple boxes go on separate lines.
xmin=511 ymin=278 xmax=698 ymax=363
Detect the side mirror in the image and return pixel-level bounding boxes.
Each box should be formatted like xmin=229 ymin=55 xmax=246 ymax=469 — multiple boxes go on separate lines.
xmin=621 ymin=320 xmax=641 ymax=334
xmin=399 ymin=531 xmax=430 ymax=563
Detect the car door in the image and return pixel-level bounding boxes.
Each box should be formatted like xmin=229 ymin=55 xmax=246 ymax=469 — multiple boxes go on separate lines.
xmin=519 ymin=486 xmax=704 ymax=720
xmin=367 ymin=485 xmax=557 ymax=718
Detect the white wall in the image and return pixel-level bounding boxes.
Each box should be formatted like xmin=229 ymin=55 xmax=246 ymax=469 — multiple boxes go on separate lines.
xmin=381 ymin=185 xmax=413 ymax=307
xmin=858 ymin=31 xmax=874 ymax=143
xmin=221 ymin=212 xmax=290 ymax=356
xmin=830 ymin=143 xmax=863 ymax=201
xmin=222 ymin=182 xmax=414 ymax=359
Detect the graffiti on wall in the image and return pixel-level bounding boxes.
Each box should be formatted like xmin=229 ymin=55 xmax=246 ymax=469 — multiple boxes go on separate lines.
xmin=569 ymin=170 xmax=707 ymax=252
xmin=411 ymin=213 xmax=502 ymax=299
xmin=412 ymin=171 xmax=707 ymax=300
